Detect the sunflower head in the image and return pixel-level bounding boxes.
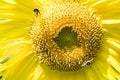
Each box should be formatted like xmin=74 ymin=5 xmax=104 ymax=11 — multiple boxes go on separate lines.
xmin=0 ymin=0 xmax=120 ymax=80
xmin=30 ymin=2 xmax=103 ymax=71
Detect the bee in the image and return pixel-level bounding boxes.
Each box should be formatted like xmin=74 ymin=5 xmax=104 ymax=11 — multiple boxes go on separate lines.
xmin=82 ymin=58 xmax=93 ymax=66
xmin=85 ymin=61 xmax=91 ymax=66
xmin=33 ymin=8 xmax=40 ymax=15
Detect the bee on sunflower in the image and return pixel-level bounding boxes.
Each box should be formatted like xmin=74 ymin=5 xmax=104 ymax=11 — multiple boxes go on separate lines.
xmin=0 ymin=0 xmax=120 ymax=80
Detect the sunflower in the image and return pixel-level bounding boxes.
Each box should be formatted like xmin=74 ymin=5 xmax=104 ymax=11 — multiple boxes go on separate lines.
xmin=0 ymin=0 xmax=120 ymax=80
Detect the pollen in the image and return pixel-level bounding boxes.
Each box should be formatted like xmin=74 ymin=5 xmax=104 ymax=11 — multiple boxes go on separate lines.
xmin=30 ymin=2 xmax=103 ymax=71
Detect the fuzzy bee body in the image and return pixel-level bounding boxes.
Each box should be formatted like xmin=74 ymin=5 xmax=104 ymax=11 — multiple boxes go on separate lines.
xmin=33 ymin=8 xmax=40 ymax=15
xmin=82 ymin=58 xmax=93 ymax=66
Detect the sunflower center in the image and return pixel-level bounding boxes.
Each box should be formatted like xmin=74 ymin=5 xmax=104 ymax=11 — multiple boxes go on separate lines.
xmin=30 ymin=2 xmax=103 ymax=71
xmin=53 ymin=27 xmax=79 ymax=50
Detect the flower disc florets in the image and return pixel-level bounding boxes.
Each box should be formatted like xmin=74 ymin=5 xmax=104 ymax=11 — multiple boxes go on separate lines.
xmin=30 ymin=2 xmax=103 ymax=71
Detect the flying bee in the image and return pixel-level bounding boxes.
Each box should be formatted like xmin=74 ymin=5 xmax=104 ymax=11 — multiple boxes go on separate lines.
xmin=33 ymin=8 xmax=40 ymax=15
